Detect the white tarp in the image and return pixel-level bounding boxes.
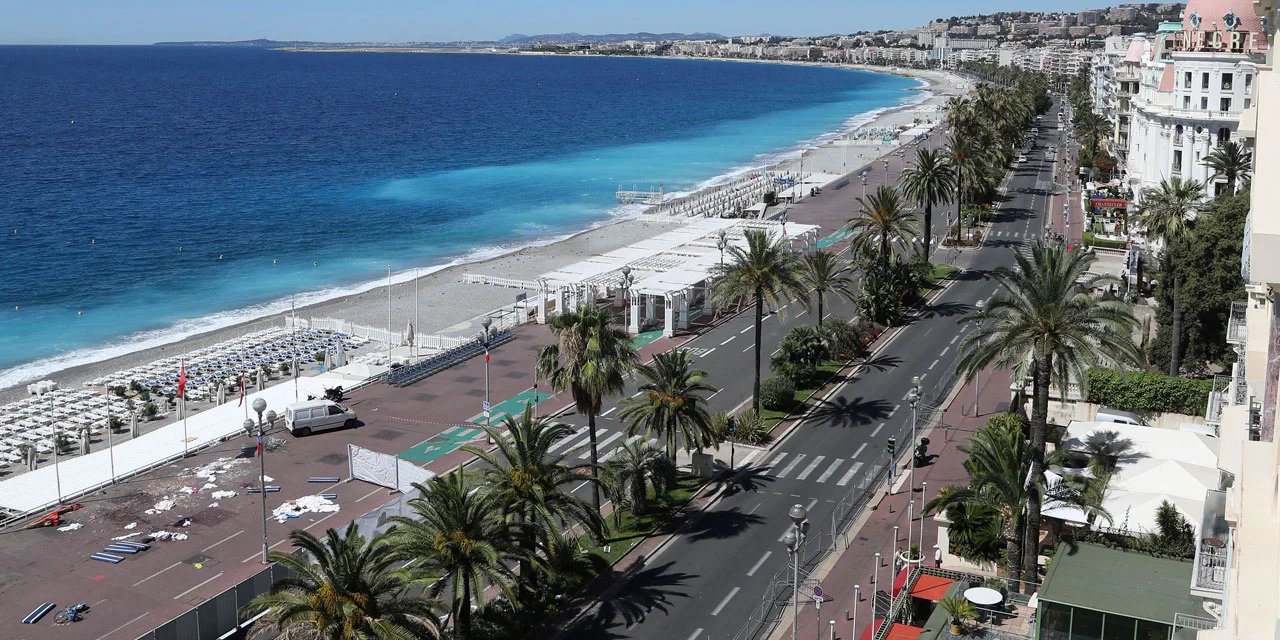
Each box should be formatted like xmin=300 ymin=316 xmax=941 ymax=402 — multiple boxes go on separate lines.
xmin=0 ymin=377 xmax=332 ymax=516
xmin=348 ymin=444 xmax=434 ymax=494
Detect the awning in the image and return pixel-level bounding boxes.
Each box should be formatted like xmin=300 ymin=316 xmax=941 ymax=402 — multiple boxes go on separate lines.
xmin=891 ymin=566 xmax=911 ymax=596
xmin=908 ymin=574 xmax=954 ymax=602
xmin=858 ymin=620 xmax=924 ymax=640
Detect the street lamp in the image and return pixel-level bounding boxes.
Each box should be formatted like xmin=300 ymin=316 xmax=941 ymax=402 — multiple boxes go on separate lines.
xmin=716 ymin=229 xmax=728 ymax=269
xmin=861 ymin=173 xmax=868 ymax=198
xmin=852 ymin=584 xmax=861 ymax=640
xmin=250 ymin=397 xmax=277 ymax=564
xmin=785 ymin=503 xmax=809 ymax=640
xmin=621 ymin=265 xmax=634 ymax=332
xmin=907 ymin=375 xmax=921 ymax=492
xmin=973 ymin=301 xmax=984 ymax=416
xmin=481 ymin=317 xmax=493 ymax=442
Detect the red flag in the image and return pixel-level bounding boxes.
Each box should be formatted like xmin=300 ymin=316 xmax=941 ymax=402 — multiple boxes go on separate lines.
xmin=238 ymin=375 xmax=246 ymax=407
xmin=177 ymin=360 xmax=186 ymax=399
xmin=256 ymin=428 xmax=264 ymax=457
xmin=485 ymin=352 xmax=490 ymax=363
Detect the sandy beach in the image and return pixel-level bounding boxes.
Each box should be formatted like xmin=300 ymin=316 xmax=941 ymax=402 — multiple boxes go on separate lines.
xmin=0 ymin=63 xmax=968 ymax=404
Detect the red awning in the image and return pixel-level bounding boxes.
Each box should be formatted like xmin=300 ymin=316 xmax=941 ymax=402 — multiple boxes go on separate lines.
xmin=857 ymin=619 xmax=923 ymax=640
xmin=908 ymin=574 xmax=954 ymax=602
xmin=891 ymin=566 xmax=911 ymax=596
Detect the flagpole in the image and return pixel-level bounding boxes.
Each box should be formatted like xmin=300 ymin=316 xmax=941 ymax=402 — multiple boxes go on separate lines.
xmin=180 ymin=357 xmax=189 ymax=459
xmin=386 ymin=264 xmax=392 ymax=367
xmin=414 ymin=268 xmax=420 ymax=359
xmin=292 ymin=295 xmax=299 ymax=402
xmin=50 ymin=393 xmax=62 ymax=504
xmin=105 ymin=385 xmax=115 ymax=483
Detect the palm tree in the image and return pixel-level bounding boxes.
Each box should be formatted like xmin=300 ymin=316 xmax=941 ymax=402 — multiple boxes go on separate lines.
xmin=388 ymin=474 xmax=519 ymax=640
xmin=771 ymin=325 xmax=830 ymax=383
xmin=1075 ymin=110 xmax=1111 ymax=158
xmin=1202 ymin=140 xmax=1252 ymax=195
xmin=900 ymin=147 xmax=956 ymax=260
xmin=947 ymin=133 xmax=985 ymax=243
xmin=1135 ymin=177 xmax=1205 ymax=376
xmin=848 ymin=185 xmax=919 ymax=270
xmin=926 ymin=418 xmax=1034 ymax=586
xmin=538 ymin=303 xmax=638 ymax=513
xmin=464 ymin=405 xmax=603 ymax=586
xmin=242 ymin=523 xmax=441 ymax=640
xmin=618 ymin=349 xmax=716 ymax=461
xmin=711 ymin=228 xmax=803 ymax=413
xmin=956 ymin=243 xmax=1140 ymax=584
xmin=798 ymin=249 xmax=854 ymax=326
xmin=604 ymin=439 xmax=677 ymax=516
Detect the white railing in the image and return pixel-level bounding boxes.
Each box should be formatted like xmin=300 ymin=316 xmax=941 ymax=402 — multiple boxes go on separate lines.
xmin=462 ymin=273 xmax=542 ymax=290
xmin=1226 ymin=300 xmax=1247 ymax=346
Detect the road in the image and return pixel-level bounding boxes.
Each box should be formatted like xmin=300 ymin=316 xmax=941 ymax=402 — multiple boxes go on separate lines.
xmin=555 ymin=101 xmax=1067 ymax=640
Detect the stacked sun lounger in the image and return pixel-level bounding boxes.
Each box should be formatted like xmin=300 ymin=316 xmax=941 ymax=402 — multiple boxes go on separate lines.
xmin=386 ymin=328 xmax=515 ymax=387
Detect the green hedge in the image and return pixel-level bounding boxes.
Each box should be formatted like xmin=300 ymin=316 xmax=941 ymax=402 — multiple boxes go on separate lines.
xmin=760 ymin=376 xmax=797 ymax=411
xmin=1082 ymin=232 xmax=1128 ymax=250
xmin=1084 ymin=368 xmax=1213 ymax=416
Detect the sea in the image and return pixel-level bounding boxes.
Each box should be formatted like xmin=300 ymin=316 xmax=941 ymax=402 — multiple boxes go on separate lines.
xmin=0 ymin=46 xmax=919 ymax=388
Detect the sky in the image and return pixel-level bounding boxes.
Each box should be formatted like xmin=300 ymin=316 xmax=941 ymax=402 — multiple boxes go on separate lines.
xmin=1 ymin=1 xmax=1133 ymax=45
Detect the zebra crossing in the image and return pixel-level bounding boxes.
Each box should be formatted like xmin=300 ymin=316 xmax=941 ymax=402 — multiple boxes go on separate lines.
xmin=761 ymin=451 xmax=866 ymax=486
xmin=546 ymin=425 xmax=658 ymax=462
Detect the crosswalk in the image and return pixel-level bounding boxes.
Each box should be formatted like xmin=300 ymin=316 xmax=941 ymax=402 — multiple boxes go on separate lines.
xmin=546 ymin=425 xmax=658 ymax=462
xmin=762 ymin=451 xmax=866 ymax=486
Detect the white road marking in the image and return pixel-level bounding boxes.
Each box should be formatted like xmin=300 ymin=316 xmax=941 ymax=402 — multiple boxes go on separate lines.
xmin=548 ymin=426 xmax=590 ymax=453
xmin=816 ymin=458 xmax=845 ymax=483
xmin=579 ymin=431 xmax=624 ymax=459
xmin=201 ymin=529 xmax=244 ymax=553
xmin=795 ymin=455 xmax=826 ymax=480
xmin=743 ymin=344 xmax=754 ymax=353
xmin=837 ymin=461 xmax=865 ymax=486
xmin=721 ymin=335 xmax=736 ymax=346
xmin=687 ymin=629 xmax=704 ymax=640
xmin=928 ymin=359 xmax=938 ymax=370
xmin=795 ymin=309 xmax=807 ymax=318
xmin=132 ymin=561 xmax=183 ymax=587
xmin=766 ymin=452 xmax=788 ymax=469
xmin=711 ymin=587 xmax=741 ymax=616
xmin=174 ymin=572 xmax=225 ymax=600
xmin=747 ymin=550 xmax=773 ymax=576
xmin=96 ymin=612 xmax=150 ymax=640
xmin=601 ymin=407 xmax=617 ymax=417
xmin=871 ymin=422 xmax=885 ymax=437
xmin=889 ymin=404 xmax=901 ymax=417
xmin=740 ymin=326 xmax=752 ymax=334
xmin=939 ymin=346 xmax=950 ymax=357
xmin=853 ymin=443 xmax=867 ymax=459
xmin=600 ymin=435 xmax=642 ymax=463
xmin=775 ymin=453 xmax=807 ymax=479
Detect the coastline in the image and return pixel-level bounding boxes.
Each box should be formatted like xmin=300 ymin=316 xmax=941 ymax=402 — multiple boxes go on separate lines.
xmin=0 ymin=62 xmax=968 ymax=403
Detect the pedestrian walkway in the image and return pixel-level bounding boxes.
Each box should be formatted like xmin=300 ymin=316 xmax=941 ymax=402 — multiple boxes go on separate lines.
xmin=761 ymin=451 xmax=869 ymax=487
xmin=399 ymin=425 xmax=489 ymax=463
xmin=773 ymin=367 xmax=1015 ymax=640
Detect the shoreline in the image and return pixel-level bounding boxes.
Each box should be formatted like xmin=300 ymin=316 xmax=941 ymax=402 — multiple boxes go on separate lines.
xmin=0 ymin=63 xmax=968 ymax=403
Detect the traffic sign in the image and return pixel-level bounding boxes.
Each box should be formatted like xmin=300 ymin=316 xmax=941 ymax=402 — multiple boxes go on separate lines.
xmin=482 ymin=400 xmax=491 ymax=411
xmin=814 ymin=585 xmax=823 ymax=597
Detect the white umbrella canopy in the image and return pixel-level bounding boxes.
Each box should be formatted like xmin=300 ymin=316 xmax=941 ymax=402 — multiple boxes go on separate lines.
xmin=323 ymin=350 xmax=332 ymax=371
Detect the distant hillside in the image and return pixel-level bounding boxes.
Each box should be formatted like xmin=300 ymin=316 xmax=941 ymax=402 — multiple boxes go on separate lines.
xmin=499 ymin=32 xmax=725 ymax=45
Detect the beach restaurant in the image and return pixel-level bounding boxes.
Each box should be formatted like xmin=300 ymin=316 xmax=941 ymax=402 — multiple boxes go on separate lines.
xmin=465 ymin=217 xmax=819 ymax=338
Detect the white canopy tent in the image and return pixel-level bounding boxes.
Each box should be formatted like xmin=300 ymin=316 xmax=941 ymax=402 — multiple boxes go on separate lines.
xmin=0 ymin=377 xmax=333 ymax=517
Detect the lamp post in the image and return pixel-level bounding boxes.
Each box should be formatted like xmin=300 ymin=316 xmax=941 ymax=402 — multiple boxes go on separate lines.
xmin=621 ymin=265 xmax=634 ymax=332
xmin=852 ymin=584 xmax=860 ymax=640
xmin=481 ymin=317 xmax=493 ymax=442
xmin=882 ymin=159 xmax=889 ymax=183
xmin=861 ymin=173 xmax=867 ymax=198
xmin=920 ymin=481 xmax=929 ymax=550
xmin=973 ymin=301 xmax=984 ymax=416
xmin=907 ymin=375 xmax=921 ymax=492
xmin=250 ymin=397 xmax=276 ymax=564
xmin=785 ymin=503 xmax=809 ymax=640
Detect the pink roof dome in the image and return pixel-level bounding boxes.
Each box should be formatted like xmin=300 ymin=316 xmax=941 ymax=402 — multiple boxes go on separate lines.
xmin=1182 ymin=0 xmax=1269 ymax=50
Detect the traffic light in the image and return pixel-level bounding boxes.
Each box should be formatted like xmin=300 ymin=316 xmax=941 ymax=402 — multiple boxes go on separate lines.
xmin=887 ymin=437 xmax=896 ymax=457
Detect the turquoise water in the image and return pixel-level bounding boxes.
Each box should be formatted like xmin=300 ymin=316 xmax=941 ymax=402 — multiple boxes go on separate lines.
xmin=0 ymin=47 xmax=919 ymax=387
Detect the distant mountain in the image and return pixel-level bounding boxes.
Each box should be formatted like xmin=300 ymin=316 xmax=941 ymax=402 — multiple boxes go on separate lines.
xmin=498 ymin=32 xmax=725 ymax=45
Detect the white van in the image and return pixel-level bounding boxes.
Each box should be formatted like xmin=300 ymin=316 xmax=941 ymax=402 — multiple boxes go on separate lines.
xmin=1093 ymin=406 xmax=1144 ymax=426
xmin=285 ymin=400 xmax=357 ymax=436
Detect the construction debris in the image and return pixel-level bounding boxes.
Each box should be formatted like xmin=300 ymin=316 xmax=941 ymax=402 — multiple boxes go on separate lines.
xmin=272 ymin=495 xmax=340 ymax=523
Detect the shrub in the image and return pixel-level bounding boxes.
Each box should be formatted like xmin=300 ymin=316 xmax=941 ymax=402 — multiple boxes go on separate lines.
xmin=278 ymin=361 xmax=291 ymax=376
xmin=821 ymin=318 xmax=869 ymax=362
xmin=759 ymin=376 xmax=796 ymax=412
xmin=107 ymin=415 xmax=123 ymax=432
xmin=1085 ymin=367 xmax=1213 ymax=416
xmin=314 ymin=349 xmax=327 ymax=363
xmin=731 ymin=410 xmax=771 ymax=445
xmin=141 ymin=401 xmax=158 ymax=420
xmin=771 ymin=326 xmax=829 ymax=383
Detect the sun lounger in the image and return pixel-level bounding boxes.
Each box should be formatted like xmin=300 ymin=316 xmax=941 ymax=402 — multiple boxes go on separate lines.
xmin=103 ymin=544 xmax=142 ymax=554
xmin=22 ymin=602 xmax=55 ymax=624
xmin=89 ymin=552 xmax=124 ymax=564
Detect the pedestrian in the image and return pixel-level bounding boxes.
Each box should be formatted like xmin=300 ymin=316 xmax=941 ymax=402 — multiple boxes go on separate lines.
xmin=934 ymin=545 xmax=942 ymax=568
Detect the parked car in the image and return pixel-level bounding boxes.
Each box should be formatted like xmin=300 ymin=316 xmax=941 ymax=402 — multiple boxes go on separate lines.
xmin=285 ymin=399 xmax=358 ymax=436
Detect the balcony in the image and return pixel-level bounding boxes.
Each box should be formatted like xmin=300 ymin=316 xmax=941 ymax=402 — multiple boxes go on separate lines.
xmin=1226 ymin=300 xmax=1247 ymax=346
xmin=1206 ymin=375 xmax=1229 ymax=426
xmin=1191 ymin=490 xmax=1229 ymax=597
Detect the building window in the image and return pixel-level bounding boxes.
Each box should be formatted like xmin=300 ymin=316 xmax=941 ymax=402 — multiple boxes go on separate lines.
xmin=1219 ymin=127 xmax=1231 ymax=144
xmin=1223 ymin=73 xmax=1234 ymax=90
xmin=1222 ymin=97 xmax=1232 ymax=111
xmin=1039 ymin=603 xmax=1071 ymax=640
xmin=1102 ymin=614 xmax=1139 ymax=640
xmin=1246 ymin=73 xmax=1254 ymax=90
xmin=1185 ymin=71 xmax=1193 ymax=88
xmin=1202 ymin=96 xmax=1209 ymax=110
xmin=1175 ymin=124 xmax=1184 ymax=146
xmin=1174 ymin=149 xmax=1183 ymax=173
xmin=1202 ymin=72 xmax=1210 ymax=89
xmin=1184 ymin=95 xmax=1192 ymax=109
xmin=1245 ymin=98 xmax=1252 ymax=109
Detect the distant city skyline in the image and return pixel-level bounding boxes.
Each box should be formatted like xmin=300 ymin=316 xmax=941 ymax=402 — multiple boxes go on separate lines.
xmin=2 ymin=0 xmax=1166 ymax=45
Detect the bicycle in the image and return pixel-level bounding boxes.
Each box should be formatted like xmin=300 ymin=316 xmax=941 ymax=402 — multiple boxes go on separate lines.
xmin=53 ymin=603 xmax=90 ymax=625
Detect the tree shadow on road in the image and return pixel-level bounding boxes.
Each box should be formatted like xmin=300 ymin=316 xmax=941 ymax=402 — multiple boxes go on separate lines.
xmin=859 ymin=353 xmax=901 ymax=373
xmin=808 ymin=395 xmax=893 ymax=428
xmin=680 ymin=506 xmax=767 ymax=542
xmin=714 ymin=463 xmax=776 ymax=495
xmin=558 ymin=561 xmax=697 ymax=639
xmin=913 ymin=301 xmax=972 ymax=320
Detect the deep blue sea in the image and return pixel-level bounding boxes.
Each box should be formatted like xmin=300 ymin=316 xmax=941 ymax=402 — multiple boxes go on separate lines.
xmin=0 ymin=46 xmax=918 ymax=386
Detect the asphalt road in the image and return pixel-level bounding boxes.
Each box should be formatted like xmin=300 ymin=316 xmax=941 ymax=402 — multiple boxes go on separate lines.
xmin=555 ymin=101 xmax=1068 ymax=640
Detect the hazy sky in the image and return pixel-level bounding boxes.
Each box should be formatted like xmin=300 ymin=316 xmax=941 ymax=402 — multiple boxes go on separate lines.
xmin=1 ymin=1 xmax=1136 ymax=44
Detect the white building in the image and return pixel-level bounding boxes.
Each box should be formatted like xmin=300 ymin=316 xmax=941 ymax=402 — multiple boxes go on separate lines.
xmin=1124 ymin=0 xmax=1267 ymax=203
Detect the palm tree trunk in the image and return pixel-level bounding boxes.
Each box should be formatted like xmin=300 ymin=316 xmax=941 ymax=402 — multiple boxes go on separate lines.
xmin=517 ymin=509 xmax=533 ymax=587
xmin=458 ymin=580 xmax=472 ymax=640
xmin=1022 ymin=355 xmax=1050 ymax=590
xmin=924 ymin=203 xmax=933 ymax=261
xmin=816 ymin=291 xmax=824 ymax=327
xmin=588 ymin=412 xmax=601 ymax=513
xmin=632 ymin=475 xmax=647 ymax=516
xmin=1004 ymin=519 xmax=1023 ymax=590
xmin=752 ymin=286 xmax=764 ymax=413
xmin=1169 ymin=273 xmax=1182 ymax=377
xmin=956 ymin=171 xmax=964 ymax=243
